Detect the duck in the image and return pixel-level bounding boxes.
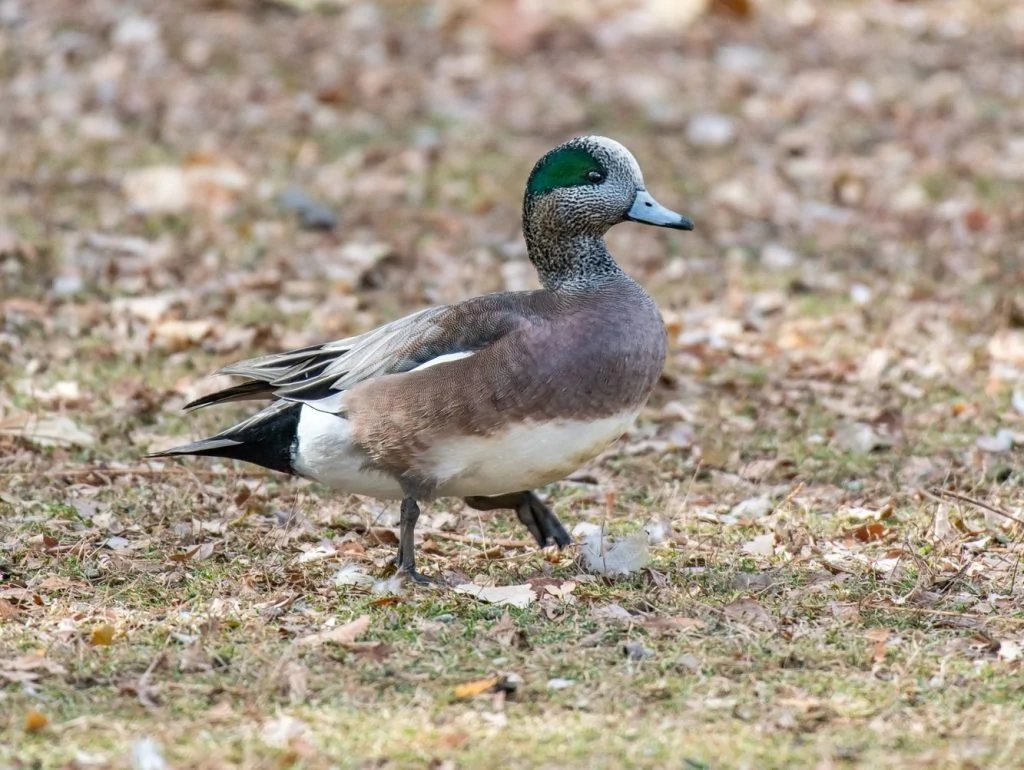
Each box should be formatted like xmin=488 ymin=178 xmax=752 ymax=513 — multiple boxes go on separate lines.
xmin=149 ymin=135 xmax=694 ymax=583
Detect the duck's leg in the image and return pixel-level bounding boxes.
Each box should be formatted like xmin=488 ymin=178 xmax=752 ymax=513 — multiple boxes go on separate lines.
xmin=396 ymin=496 xmax=435 ymax=584
xmin=464 ymin=491 xmax=571 ymax=549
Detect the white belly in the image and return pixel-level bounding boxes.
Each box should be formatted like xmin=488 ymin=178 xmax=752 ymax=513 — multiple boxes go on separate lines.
xmin=428 ymin=410 xmax=639 ymax=498
xmin=292 ymin=404 xmax=638 ymax=500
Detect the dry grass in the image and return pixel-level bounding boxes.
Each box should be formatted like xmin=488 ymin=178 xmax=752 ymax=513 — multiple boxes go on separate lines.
xmin=2 ymin=0 xmax=1024 ymax=767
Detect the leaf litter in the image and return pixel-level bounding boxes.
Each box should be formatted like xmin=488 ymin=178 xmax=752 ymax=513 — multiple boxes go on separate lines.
xmin=3 ymin=0 xmax=1024 ymax=766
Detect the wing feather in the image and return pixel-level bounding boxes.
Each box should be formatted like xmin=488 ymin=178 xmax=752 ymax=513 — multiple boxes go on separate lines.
xmin=184 ymin=296 xmax=531 ymax=414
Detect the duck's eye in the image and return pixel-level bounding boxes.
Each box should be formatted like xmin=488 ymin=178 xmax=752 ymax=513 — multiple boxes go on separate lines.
xmin=587 ymin=170 xmax=604 ymax=183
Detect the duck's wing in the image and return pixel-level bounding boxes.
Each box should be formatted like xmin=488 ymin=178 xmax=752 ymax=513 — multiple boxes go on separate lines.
xmin=184 ymin=296 xmax=532 ymax=415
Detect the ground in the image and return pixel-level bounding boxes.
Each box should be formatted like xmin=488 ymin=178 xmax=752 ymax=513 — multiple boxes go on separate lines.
xmin=2 ymin=0 xmax=1024 ymax=767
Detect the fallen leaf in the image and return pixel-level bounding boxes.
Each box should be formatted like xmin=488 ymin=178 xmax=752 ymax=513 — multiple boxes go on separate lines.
xmin=296 ymin=545 xmax=337 ymax=564
xmin=368 ymin=527 xmax=400 ymax=546
xmin=454 ymin=676 xmax=500 ymax=699
xmin=723 ymin=598 xmax=776 ymax=632
xmin=830 ymin=421 xmax=892 ymax=454
xmin=452 ymin=583 xmax=535 ymax=608
xmin=870 ymin=639 xmax=889 ymax=663
xmin=123 ymin=156 xmax=248 ymax=219
xmin=0 ymin=414 xmax=96 ymax=448
xmin=742 ymin=533 xmax=776 ymax=556
xmin=1 ymin=654 xmax=67 ymax=680
xmin=989 ymin=331 xmax=1024 ymax=365
xmin=168 ymin=545 xmax=201 ymax=563
xmin=90 ymin=624 xmax=116 ymax=646
xmin=848 ymin=522 xmax=886 ymax=543
xmin=998 ymin=640 xmax=1022 ymax=662
xmin=547 ymin=678 xmax=574 ymax=690
xmin=729 ymin=496 xmax=773 ymax=520
xmin=644 ymin=616 xmax=707 ymax=636
xmin=296 ymin=614 xmax=370 ymax=648
xmin=976 ymin=429 xmax=1014 ymax=453
xmin=24 ymin=710 xmax=48 ymax=733
xmin=150 ymin=319 xmax=214 ymax=352
xmin=344 ymin=641 xmax=393 ymax=661
xmin=489 ymin=612 xmax=529 ymax=649
xmin=591 ymin=603 xmax=633 ymax=621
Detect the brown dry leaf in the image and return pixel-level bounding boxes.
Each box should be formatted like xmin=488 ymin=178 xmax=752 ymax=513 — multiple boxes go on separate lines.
xmin=644 ymin=616 xmax=707 ymax=637
xmin=168 ymin=542 xmax=216 ymax=563
xmin=344 ymin=642 xmax=393 ymax=662
xmin=712 ymin=0 xmax=753 ymax=17
xmin=453 ymin=583 xmax=535 ymax=608
xmin=989 ymin=331 xmax=1024 ymax=365
xmin=368 ymin=527 xmax=400 ymax=546
xmin=722 ymin=598 xmax=776 ymax=632
xmin=123 ymin=155 xmax=248 ymax=219
xmin=90 ymin=624 xmax=116 ymax=646
xmin=151 ymin=319 xmax=214 ymax=352
xmin=281 ymin=662 xmax=308 ymax=705
xmin=296 ymin=614 xmax=370 ymax=648
xmin=168 ymin=545 xmax=201 ymax=563
xmin=477 ymin=0 xmax=546 ymax=56
xmin=0 ymin=414 xmax=96 ymax=448
xmin=489 ymin=612 xmax=529 ymax=649
xmin=1 ymin=654 xmax=67 ymax=682
xmin=453 ymin=676 xmax=500 ymax=699
xmin=870 ymin=639 xmax=889 ymax=663
xmin=24 ymin=710 xmax=49 ymax=733
xmin=849 ymin=522 xmax=886 ymax=543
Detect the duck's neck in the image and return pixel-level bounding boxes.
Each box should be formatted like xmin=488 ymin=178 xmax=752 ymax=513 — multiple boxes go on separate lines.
xmin=524 ymin=230 xmax=627 ymax=292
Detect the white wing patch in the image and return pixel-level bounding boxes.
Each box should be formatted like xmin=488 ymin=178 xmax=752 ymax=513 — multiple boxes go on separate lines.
xmin=411 ymin=350 xmax=476 ymax=372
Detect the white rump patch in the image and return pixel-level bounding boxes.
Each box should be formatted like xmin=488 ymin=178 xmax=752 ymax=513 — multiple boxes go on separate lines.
xmin=292 ymin=405 xmax=403 ymax=498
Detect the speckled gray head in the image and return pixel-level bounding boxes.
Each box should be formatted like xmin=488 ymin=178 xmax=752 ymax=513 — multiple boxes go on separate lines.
xmin=523 ymin=135 xmax=694 ymax=239
xmin=522 ymin=135 xmax=693 ymax=289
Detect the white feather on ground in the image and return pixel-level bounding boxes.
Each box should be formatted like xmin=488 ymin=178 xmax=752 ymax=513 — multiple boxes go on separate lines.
xmin=573 ymin=523 xmax=651 ymax=576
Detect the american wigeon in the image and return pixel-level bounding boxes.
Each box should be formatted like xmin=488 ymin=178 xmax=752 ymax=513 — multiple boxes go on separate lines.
xmin=150 ymin=136 xmax=694 ymax=583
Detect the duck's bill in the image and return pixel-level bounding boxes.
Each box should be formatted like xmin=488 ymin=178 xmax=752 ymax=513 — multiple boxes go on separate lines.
xmin=627 ymin=189 xmax=694 ymax=230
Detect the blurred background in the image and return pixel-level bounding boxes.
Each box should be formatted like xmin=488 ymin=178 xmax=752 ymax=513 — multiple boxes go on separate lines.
xmin=0 ymin=0 xmax=1022 ymax=476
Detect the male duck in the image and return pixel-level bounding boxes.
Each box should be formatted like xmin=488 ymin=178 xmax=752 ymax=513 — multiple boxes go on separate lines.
xmin=150 ymin=136 xmax=693 ymax=583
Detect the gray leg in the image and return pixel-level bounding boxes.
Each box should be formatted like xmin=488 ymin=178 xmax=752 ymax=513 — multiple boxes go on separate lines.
xmin=397 ymin=496 xmax=434 ymax=584
xmin=463 ymin=491 xmax=571 ymax=549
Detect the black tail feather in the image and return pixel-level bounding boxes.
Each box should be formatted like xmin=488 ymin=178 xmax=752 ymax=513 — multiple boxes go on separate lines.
xmin=184 ymin=380 xmax=275 ymax=412
xmin=149 ymin=401 xmax=302 ymax=475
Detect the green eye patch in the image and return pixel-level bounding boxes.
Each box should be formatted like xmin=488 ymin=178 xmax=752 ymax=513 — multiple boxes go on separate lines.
xmin=527 ymin=146 xmax=605 ymax=196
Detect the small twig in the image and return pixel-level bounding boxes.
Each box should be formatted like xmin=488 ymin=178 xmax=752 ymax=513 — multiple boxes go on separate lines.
xmin=928 ymin=488 xmax=1024 ymax=528
xmin=136 ymin=651 xmax=166 ymax=710
xmin=423 ymin=530 xmax=535 ymax=549
xmin=773 ymin=481 xmax=806 ymax=515
xmin=0 ymin=466 xmax=273 ymax=479
xmin=860 ymin=602 xmax=1024 ymax=624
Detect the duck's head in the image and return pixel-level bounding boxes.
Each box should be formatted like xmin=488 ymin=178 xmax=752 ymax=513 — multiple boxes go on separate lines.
xmin=523 ymin=135 xmax=694 ymax=242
